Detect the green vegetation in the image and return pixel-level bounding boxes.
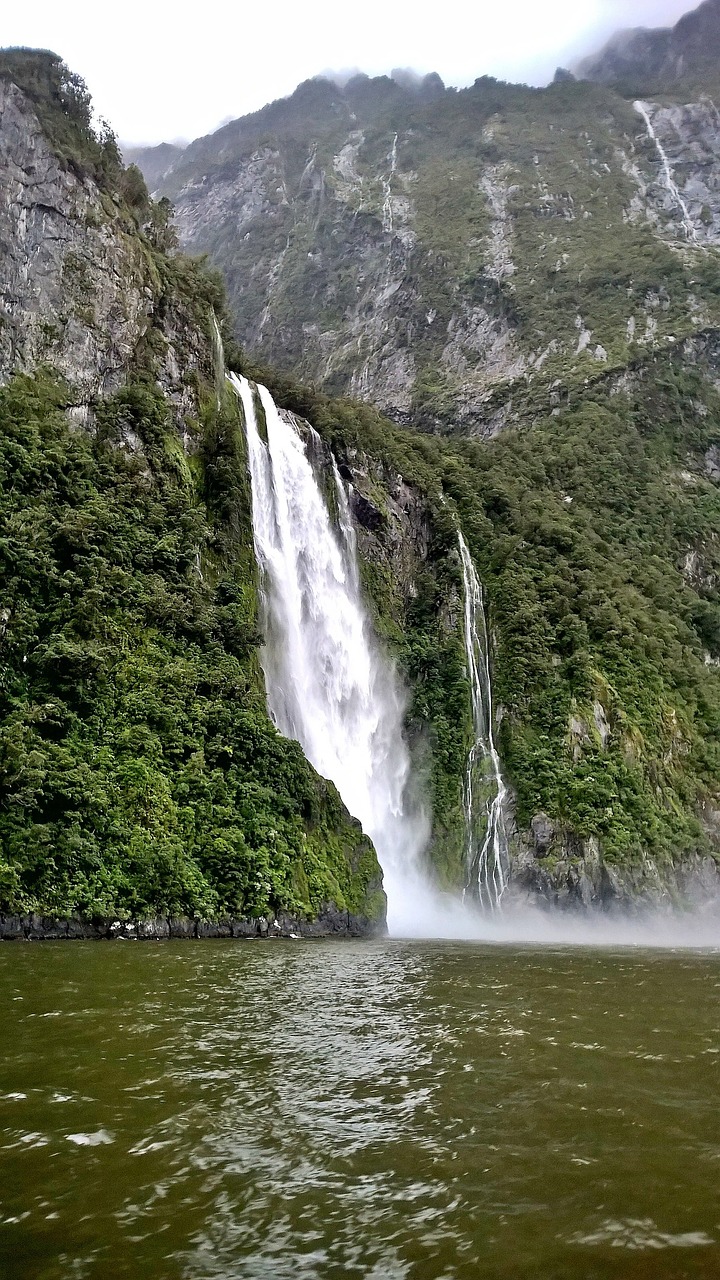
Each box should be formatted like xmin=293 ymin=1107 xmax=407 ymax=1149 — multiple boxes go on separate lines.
xmin=0 ymin=373 xmax=381 ymax=922
xmin=0 ymin=48 xmax=122 ymax=189
xmin=3 ymin=44 xmax=720 ymax=914
xmin=242 ymin=350 xmax=720 ymax=879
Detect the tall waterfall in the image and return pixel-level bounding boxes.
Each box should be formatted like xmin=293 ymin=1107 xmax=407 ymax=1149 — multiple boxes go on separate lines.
xmin=458 ymin=533 xmax=510 ymax=910
xmin=230 ymin=373 xmax=442 ymax=935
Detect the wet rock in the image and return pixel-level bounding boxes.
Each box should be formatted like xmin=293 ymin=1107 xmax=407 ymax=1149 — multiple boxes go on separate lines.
xmin=531 ymin=812 xmax=555 ymax=857
xmin=136 ymin=919 xmax=170 ymax=940
xmin=349 ymin=490 xmax=385 ymax=532
xmin=231 ymin=919 xmax=262 ymax=938
xmin=26 ymin=915 xmax=68 ymax=940
xmin=168 ymin=917 xmax=197 ymax=939
xmin=196 ymin=920 xmax=233 ymax=939
xmin=704 ymin=445 xmax=720 ymax=480
xmin=0 ymin=916 xmax=26 ymax=940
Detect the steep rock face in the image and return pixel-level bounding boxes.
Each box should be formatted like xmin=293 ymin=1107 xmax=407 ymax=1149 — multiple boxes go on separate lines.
xmin=630 ymin=97 xmax=720 ymax=247
xmin=0 ymin=78 xmax=207 ymax=429
xmin=0 ymin=58 xmax=386 ymax=935
xmin=150 ymin=63 xmax=720 ymax=433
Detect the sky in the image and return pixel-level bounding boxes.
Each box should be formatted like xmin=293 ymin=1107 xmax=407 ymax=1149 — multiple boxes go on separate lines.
xmin=2 ymin=0 xmax=701 ymax=145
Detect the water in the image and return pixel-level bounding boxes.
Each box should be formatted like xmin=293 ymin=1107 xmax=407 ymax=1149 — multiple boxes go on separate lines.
xmin=634 ymin=101 xmax=697 ymax=242
xmin=0 ymin=939 xmax=718 ymax=1279
xmin=382 ymin=132 xmax=398 ymax=234
xmin=458 ymin=533 xmax=510 ymax=911
xmin=230 ymin=374 xmax=442 ymax=935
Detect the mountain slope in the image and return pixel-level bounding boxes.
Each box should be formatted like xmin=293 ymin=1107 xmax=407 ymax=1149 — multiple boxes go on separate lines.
xmin=148 ymin=40 xmax=720 ymax=435
xmin=577 ymin=0 xmax=720 ymax=97
xmin=0 ymin=50 xmax=384 ymax=934
xmin=3 ymin=49 xmax=720 ymax=917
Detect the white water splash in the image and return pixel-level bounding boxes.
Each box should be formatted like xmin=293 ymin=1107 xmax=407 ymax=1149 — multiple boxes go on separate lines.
xmin=458 ymin=533 xmax=510 ymax=910
xmin=230 ymin=373 xmax=455 ymax=935
xmin=634 ymin=100 xmax=697 ymax=243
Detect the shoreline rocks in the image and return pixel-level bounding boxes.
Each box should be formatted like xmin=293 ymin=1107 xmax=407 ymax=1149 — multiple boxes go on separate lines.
xmin=0 ymin=905 xmax=385 ymax=942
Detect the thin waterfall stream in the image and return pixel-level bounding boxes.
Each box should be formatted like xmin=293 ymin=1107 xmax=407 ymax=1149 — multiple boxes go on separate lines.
xmin=634 ymin=100 xmax=697 ymax=242
xmin=230 ymin=373 xmax=451 ymax=935
xmin=457 ymin=533 xmax=510 ymax=910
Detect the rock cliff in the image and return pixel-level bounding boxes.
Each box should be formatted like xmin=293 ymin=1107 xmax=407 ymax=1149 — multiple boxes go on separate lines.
xmin=0 ymin=50 xmax=386 ymax=936
xmin=3 ymin=42 xmax=720 ymax=920
xmin=147 ymin=25 xmax=720 ymax=436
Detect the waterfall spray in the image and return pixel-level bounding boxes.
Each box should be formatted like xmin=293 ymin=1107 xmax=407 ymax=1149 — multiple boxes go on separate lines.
xmin=230 ymin=373 xmax=452 ymax=935
xmin=457 ymin=533 xmax=510 ymax=910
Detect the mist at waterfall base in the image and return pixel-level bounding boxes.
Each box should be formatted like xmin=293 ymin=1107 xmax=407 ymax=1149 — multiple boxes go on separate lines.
xmin=230 ymin=374 xmax=720 ymax=950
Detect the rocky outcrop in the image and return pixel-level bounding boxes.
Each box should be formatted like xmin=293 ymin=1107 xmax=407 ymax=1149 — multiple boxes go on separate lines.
xmin=0 ymin=77 xmax=210 ymax=428
xmin=0 ymin=904 xmax=385 ymax=942
xmin=507 ymin=840 xmax=720 ymax=916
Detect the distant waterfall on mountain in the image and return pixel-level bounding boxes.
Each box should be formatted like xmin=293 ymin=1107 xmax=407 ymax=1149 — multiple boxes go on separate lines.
xmin=457 ymin=533 xmax=510 ymax=910
xmin=634 ymin=101 xmax=697 ymax=243
xmin=230 ymin=373 xmax=444 ymax=935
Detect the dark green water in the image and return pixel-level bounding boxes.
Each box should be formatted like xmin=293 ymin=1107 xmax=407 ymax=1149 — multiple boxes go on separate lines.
xmin=0 ymin=940 xmax=718 ymax=1280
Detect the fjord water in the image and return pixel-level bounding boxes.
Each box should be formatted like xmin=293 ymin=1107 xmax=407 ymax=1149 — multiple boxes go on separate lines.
xmin=1 ymin=940 xmax=719 ymax=1280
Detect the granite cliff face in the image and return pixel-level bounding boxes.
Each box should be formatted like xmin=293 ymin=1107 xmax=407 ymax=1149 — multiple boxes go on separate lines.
xmin=146 ymin=17 xmax=720 ymax=436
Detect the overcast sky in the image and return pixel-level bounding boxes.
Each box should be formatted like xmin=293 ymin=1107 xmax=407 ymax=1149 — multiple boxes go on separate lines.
xmin=3 ymin=0 xmax=699 ymax=144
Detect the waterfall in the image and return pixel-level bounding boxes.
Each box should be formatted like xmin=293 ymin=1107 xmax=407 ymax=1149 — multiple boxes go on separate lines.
xmin=381 ymin=133 xmax=398 ymax=234
xmin=457 ymin=532 xmax=510 ymax=910
xmin=209 ymin=310 xmax=226 ymax=407
xmin=634 ymin=101 xmax=697 ymax=243
xmin=230 ymin=373 xmax=446 ymax=935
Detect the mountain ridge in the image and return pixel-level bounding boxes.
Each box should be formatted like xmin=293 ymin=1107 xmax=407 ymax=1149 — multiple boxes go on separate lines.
xmin=577 ymin=0 xmax=720 ymax=96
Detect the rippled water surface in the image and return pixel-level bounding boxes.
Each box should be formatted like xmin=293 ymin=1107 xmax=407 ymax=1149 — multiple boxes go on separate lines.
xmin=0 ymin=939 xmax=719 ymax=1279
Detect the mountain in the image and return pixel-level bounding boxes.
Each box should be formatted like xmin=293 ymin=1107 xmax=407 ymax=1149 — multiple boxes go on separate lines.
xmin=143 ymin=25 xmax=720 ymax=437
xmin=577 ymin=0 xmax=720 ymax=97
xmin=122 ymin=140 xmax=186 ymax=192
xmin=2 ymin=46 xmax=720 ymax=923
xmin=0 ymin=49 xmax=384 ymax=936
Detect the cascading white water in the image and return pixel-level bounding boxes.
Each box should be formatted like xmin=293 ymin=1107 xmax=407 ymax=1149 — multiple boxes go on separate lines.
xmin=457 ymin=532 xmax=510 ymax=910
xmin=381 ymin=132 xmax=398 ymax=234
xmin=634 ymin=100 xmax=697 ymax=243
xmin=230 ymin=372 xmax=446 ymax=935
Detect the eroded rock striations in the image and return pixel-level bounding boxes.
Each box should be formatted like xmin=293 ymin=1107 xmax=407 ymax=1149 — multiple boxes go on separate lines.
xmin=145 ymin=11 xmax=720 ymax=437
